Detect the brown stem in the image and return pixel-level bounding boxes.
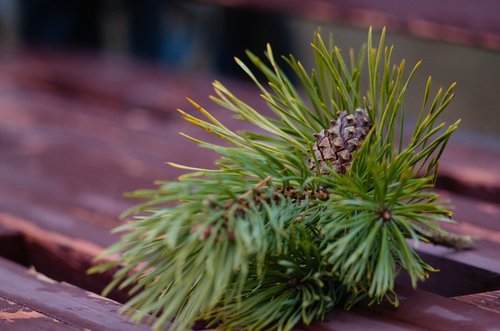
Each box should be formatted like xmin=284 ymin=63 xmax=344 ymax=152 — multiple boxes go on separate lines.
xmin=426 ymin=231 xmax=474 ymax=250
xmin=240 ymin=176 xmax=273 ymax=199
xmin=193 ymin=180 xmax=330 ymax=241
xmin=274 ymin=187 xmax=329 ymax=201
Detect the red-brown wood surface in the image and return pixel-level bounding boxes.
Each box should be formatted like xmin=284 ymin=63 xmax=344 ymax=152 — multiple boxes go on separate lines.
xmin=0 ymin=257 xmax=149 ymax=330
xmin=0 ymin=51 xmax=499 ymax=330
xmin=0 ymin=297 xmax=76 ymax=331
xmin=302 ymin=286 xmax=500 ymax=331
xmin=455 ymin=290 xmax=500 ymax=315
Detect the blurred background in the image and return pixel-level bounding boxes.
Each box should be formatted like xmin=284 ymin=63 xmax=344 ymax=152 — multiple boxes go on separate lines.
xmin=0 ymin=0 xmax=499 ymax=146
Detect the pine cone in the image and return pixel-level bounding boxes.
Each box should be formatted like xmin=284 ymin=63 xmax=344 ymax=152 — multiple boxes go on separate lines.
xmin=309 ymin=108 xmax=371 ymax=175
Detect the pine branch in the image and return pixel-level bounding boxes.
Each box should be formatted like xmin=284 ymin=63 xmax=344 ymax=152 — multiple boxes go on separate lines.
xmin=90 ymin=28 xmax=465 ymax=331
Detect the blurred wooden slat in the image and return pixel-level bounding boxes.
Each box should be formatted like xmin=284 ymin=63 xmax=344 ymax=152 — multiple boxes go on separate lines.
xmin=437 ymin=153 xmax=500 ymax=204
xmin=1 ymin=51 xmax=499 ymax=202
xmin=303 ymin=286 xmax=500 ymax=331
xmin=0 ymin=50 xmax=259 ymax=115
xmin=202 ymin=0 xmax=500 ymax=50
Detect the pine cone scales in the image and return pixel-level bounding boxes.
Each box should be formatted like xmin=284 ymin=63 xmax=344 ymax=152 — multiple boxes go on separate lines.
xmin=310 ymin=108 xmax=371 ymax=175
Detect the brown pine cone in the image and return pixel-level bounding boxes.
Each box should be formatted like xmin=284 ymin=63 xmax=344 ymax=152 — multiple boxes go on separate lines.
xmin=309 ymin=108 xmax=371 ymax=175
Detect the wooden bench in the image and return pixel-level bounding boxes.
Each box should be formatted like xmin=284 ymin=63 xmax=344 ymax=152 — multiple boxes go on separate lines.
xmin=1 ymin=19 xmax=500 ymax=331
xmin=0 ymin=53 xmax=500 ymax=330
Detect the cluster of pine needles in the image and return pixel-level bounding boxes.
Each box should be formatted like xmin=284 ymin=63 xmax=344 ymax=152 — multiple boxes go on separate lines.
xmin=91 ymin=28 xmax=464 ymax=330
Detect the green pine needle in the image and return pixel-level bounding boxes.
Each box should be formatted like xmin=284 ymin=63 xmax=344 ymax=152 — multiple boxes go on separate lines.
xmin=90 ymin=28 xmax=460 ymax=331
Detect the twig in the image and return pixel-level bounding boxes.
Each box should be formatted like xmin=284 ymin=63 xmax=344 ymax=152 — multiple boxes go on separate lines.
xmin=240 ymin=176 xmax=273 ymax=199
xmin=426 ymin=231 xmax=474 ymax=250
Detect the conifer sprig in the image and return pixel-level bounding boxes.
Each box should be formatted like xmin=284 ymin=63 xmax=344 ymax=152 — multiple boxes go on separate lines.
xmin=91 ymin=28 xmax=462 ymax=330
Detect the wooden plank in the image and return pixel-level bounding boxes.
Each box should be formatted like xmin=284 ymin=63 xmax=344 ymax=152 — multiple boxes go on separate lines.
xmin=438 ymin=190 xmax=500 ymax=241
xmin=437 ymin=148 xmax=500 ymax=203
xmin=0 ymin=82 xmax=212 ymax=242
xmin=0 ymin=51 xmax=219 ymax=114
xmin=390 ymin=189 xmax=500 ymax=297
xmin=410 ymin=190 xmax=500 ymax=284
xmin=303 ymin=286 xmax=500 ymax=331
xmin=415 ymin=239 xmax=500 ymax=279
xmin=0 ymin=212 xmax=128 ymax=303
xmin=0 ymin=257 xmax=149 ymax=331
xmin=454 ymin=290 xmax=500 ymax=315
xmin=202 ymin=0 xmax=500 ymax=50
xmin=1 ymin=232 xmax=499 ymax=331
xmin=1 ymin=52 xmax=499 ymax=203
xmin=397 ymin=248 xmax=500 ymax=297
xmin=0 ymin=297 xmax=77 ymax=331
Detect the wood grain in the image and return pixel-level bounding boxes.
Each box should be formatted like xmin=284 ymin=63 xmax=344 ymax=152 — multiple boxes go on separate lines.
xmin=303 ymin=286 xmax=500 ymax=331
xmin=0 ymin=257 xmax=149 ymax=331
xmin=0 ymin=297 xmax=77 ymax=331
xmin=454 ymin=290 xmax=500 ymax=315
xmin=1 ymin=51 xmax=499 ymax=202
